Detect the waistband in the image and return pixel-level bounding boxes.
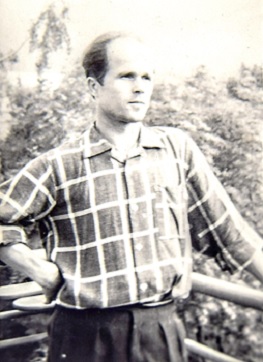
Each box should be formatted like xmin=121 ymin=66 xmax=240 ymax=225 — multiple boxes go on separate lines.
xmin=55 ymin=298 xmax=174 ymax=314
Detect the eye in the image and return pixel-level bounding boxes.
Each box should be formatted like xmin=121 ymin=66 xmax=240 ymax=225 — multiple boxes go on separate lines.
xmin=142 ymin=75 xmax=151 ymax=81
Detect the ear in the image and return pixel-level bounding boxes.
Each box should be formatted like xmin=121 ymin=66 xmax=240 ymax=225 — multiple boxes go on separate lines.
xmin=87 ymin=77 xmax=100 ymax=99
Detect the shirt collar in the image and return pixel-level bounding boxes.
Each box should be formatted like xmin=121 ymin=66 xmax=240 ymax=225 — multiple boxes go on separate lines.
xmin=83 ymin=122 xmax=165 ymax=158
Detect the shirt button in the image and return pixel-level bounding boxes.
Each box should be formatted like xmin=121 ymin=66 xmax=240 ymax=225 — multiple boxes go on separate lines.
xmin=131 ymin=204 xmax=139 ymax=212
xmin=135 ymin=243 xmax=143 ymax=251
xmin=140 ymin=283 xmax=148 ymax=292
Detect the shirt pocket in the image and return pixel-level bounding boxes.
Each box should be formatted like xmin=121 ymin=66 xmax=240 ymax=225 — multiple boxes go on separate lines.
xmin=153 ymin=184 xmax=187 ymax=236
xmin=152 ymin=184 xmax=187 ymax=283
xmin=153 ymin=184 xmax=188 ymax=254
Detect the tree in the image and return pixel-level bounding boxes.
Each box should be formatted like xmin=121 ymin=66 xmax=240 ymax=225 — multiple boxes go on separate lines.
xmin=30 ymin=3 xmax=70 ymax=82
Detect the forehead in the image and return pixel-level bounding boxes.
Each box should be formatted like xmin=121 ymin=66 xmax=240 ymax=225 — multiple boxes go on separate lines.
xmin=106 ymin=37 xmax=154 ymax=75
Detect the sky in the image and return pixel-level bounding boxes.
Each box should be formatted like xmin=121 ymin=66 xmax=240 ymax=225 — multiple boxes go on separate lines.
xmin=0 ymin=0 xmax=262 ymax=86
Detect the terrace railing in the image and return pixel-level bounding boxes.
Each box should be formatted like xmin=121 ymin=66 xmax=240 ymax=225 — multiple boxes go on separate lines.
xmin=1 ymin=259 xmax=263 ymax=362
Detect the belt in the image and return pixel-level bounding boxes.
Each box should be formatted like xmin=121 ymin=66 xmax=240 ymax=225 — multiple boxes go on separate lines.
xmin=139 ymin=299 xmax=174 ymax=308
xmin=113 ymin=298 xmax=174 ymax=310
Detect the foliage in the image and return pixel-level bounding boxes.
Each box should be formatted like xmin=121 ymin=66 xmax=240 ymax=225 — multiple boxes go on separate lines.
xmin=1 ymin=59 xmax=263 ymax=361
xmin=0 ymin=67 xmax=91 ymax=180
xmin=29 ymin=3 xmax=70 ymax=77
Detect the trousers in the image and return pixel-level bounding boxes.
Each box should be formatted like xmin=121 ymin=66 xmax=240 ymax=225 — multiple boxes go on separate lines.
xmin=47 ymin=302 xmax=187 ymax=362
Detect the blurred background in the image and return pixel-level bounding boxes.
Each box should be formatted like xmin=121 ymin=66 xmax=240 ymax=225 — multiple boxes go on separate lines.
xmin=0 ymin=0 xmax=263 ymax=361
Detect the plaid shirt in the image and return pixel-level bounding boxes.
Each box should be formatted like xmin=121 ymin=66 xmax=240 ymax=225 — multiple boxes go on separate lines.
xmin=0 ymin=124 xmax=262 ymax=309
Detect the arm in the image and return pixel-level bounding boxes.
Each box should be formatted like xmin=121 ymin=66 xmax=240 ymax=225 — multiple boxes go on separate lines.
xmin=184 ymin=133 xmax=263 ymax=275
xmin=0 ymin=243 xmax=63 ymax=303
xmin=0 ymin=154 xmax=61 ymax=301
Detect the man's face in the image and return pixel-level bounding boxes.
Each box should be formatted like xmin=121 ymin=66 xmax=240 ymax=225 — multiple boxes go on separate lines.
xmin=95 ymin=37 xmax=154 ymax=124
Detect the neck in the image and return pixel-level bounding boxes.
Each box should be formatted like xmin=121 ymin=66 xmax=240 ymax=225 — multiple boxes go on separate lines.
xmin=95 ymin=117 xmax=142 ymax=152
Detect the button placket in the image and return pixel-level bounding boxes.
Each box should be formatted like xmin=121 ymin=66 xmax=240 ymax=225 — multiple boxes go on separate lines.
xmin=124 ymin=158 xmax=149 ymax=299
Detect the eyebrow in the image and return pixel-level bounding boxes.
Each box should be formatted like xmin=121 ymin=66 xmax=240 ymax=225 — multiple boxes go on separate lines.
xmin=119 ymin=71 xmax=152 ymax=78
xmin=119 ymin=71 xmax=136 ymax=77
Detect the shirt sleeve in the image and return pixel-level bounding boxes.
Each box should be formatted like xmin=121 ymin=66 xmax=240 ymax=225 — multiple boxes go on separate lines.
xmin=184 ymin=134 xmax=263 ymax=273
xmin=0 ymin=154 xmax=56 ymax=246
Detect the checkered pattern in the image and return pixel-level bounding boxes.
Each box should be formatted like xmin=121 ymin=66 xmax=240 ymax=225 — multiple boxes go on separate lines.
xmin=0 ymin=124 xmax=262 ymax=309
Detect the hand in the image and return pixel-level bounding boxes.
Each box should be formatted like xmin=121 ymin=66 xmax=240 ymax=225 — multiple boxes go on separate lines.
xmin=35 ymin=260 xmax=63 ymax=304
xmin=0 ymin=243 xmax=63 ymax=303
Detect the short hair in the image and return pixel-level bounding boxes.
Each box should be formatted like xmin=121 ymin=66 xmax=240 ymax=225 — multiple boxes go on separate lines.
xmin=82 ymin=32 xmax=142 ymax=85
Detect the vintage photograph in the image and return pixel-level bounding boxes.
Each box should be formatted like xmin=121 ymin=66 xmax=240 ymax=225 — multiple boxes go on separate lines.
xmin=0 ymin=1 xmax=263 ymax=361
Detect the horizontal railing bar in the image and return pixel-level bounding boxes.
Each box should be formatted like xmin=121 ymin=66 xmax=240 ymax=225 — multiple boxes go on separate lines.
xmin=192 ymin=272 xmax=263 ymax=311
xmin=185 ymin=338 xmax=244 ymax=362
xmin=12 ymin=294 xmax=55 ymax=311
xmin=0 ymin=332 xmax=48 ymax=350
xmin=0 ymin=309 xmax=40 ymax=320
xmin=0 ymin=281 xmax=42 ymax=300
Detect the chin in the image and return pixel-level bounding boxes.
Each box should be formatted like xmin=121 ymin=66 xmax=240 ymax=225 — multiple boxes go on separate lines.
xmin=128 ymin=112 xmax=147 ymax=123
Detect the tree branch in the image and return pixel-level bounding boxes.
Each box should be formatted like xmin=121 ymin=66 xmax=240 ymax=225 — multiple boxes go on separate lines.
xmin=0 ymin=37 xmax=29 ymax=63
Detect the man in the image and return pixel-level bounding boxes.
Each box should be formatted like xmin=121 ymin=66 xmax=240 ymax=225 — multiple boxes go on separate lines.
xmin=0 ymin=32 xmax=263 ymax=362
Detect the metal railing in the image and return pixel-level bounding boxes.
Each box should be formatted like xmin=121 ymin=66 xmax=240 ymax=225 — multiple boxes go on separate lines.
xmin=1 ymin=271 xmax=263 ymax=361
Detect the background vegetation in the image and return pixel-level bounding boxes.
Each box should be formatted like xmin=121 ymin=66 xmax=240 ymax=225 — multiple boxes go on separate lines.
xmin=0 ymin=4 xmax=263 ymax=362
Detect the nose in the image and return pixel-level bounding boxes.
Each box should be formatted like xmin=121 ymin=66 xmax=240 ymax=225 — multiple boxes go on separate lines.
xmin=133 ymin=77 xmax=145 ymax=93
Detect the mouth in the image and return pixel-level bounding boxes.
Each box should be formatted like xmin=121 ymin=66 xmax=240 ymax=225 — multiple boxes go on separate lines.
xmin=128 ymin=101 xmax=145 ymax=105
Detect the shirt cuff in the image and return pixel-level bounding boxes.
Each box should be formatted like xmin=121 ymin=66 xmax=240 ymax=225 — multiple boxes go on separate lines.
xmin=0 ymin=225 xmax=28 ymax=246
